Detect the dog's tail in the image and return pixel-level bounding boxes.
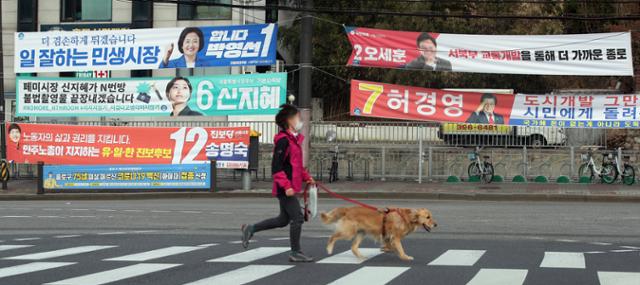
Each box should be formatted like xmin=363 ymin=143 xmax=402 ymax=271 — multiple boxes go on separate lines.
xmin=320 ymin=208 xmax=347 ymax=224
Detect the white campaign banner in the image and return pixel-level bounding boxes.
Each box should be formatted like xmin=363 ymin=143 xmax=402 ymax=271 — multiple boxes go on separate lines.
xmin=346 ymin=27 xmax=634 ymax=76
xmin=14 ymin=24 xmax=277 ymax=73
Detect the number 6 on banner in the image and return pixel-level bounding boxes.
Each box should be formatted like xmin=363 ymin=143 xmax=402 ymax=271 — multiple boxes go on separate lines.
xmin=360 ymin=82 xmax=384 ymax=114
xmin=170 ymin=127 xmax=208 ymax=164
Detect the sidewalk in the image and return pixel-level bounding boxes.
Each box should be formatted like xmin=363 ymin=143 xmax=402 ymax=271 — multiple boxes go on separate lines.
xmin=0 ymin=179 xmax=639 ymax=202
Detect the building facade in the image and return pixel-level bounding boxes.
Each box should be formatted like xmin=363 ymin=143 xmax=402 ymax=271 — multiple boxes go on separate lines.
xmin=1 ymin=0 xmax=287 ymax=122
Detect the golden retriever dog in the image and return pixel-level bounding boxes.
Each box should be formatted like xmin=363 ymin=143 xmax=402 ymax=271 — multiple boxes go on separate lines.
xmin=320 ymin=207 xmax=437 ymax=261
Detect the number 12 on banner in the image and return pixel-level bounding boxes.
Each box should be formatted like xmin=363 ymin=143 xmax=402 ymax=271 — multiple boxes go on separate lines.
xmin=170 ymin=127 xmax=208 ymax=164
xmin=360 ymin=82 xmax=384 ymax=114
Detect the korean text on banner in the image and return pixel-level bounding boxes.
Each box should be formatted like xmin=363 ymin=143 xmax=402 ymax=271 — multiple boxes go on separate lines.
xmin=15 ymin=24 xmax=277 ymax=72
xmin=16 ymin=73 xmax=287 ymax=117
xmin=345 ymin=26 xmax=633 ymax=76
xmin=5 ymin=124 xmax=251 ymax=168
xmin=350 ymin=79 xmax=640 ymax=128
xmin=43 ymin=164 xmax=211 ymax=190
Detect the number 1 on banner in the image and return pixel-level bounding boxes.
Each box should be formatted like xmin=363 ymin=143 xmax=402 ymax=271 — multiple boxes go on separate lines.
xmin=260 ymin=24 xmax=275 ymax=57
xmin=360 ymin=82 xmax=384 ymax=114
xmin=170 ymin=127 xmax=208 ymax=164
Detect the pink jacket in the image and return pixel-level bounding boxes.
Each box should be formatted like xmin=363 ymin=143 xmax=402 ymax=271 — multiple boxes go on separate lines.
xmin=272 ymin=130 xmax=312 ymax=196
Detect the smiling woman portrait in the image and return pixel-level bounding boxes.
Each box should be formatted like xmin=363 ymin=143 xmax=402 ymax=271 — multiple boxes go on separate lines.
xmin=160 ymin=27 xmax=206 ymax=69
xmin=165 ymin=77 xmax=203 ymax=117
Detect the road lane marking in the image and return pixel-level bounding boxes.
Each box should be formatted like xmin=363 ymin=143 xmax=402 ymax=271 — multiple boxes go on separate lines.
xmin=539 ymin=252 xmax=585 ymax=269
xmin=130 ymin=230 xmax=158 ymax=234
xmin=123 ymin=210 xmax=143 ymax=212
xmin=208 ymin=247 xmax=289 ymax=263
xmin=610 ymin=249 xmax=636 ymax=253
xmin=45 ymin=263 xmax=180 ymax=285
xmin=105 ymin=246 xmax=205 ymax=261
xmin=0 ymin=245 xmax=33 ymax=251
xmin=96 ymin=209 xmax=117 ymax=212
xmin=179 ymin=211 xmax=201 ymax=214
xmin=96 ymin=232 xmax=126 ymax=235
xmin=54 ymin=235 xmax=81 ymax=239
xmin=183 ymin=265 xmax=292 ymax=285
xmin=327 ymin=266 xmax=409 ymax=285
xmin=268 ymin=237 xmax=290 ymax=241
xmin=4 ymin=245 xmax=116 ymax=260
xmin=619 ymin=246 xmax=640 ymax=249
xmin=556 ymin=239 xmax=578 ymax=243
xmin=428 ymin=250 xmax=486 ymax=266
xmin=466 ymin=269 xmax=528 ymax=285
xmin=590 ymin=242 xmax=612 ymax=246
xmin=317 ymin=248 xmax=381 ymax=264
xmin=38 ymin=216 xmax=62 ymax=218
xmin=151 ymin=210 xmax=171 ymax=213
xmin=585 ymin=251 xmax=606 ymax=254
xmin=13 ymin=238 xmax=41 ymax=241
xmin=598 ymin=271 xmax=640 ymax=285
xmin=0 ymin=262 xmax=75 ymax=279
xmin=1 ymin=216 xmax=31 ymax=218
xmin=196 ymin=243 xmax=218 ymax=247
xmin=70 ymin=209 xmax=89 ymax=211
xmin=228 ymin=240 xmax=257 ymax=244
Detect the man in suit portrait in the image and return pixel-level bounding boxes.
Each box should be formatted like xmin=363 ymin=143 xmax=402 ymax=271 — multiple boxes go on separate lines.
xmin=405 ymin=32 xmax=452 ymax=71
xmin=466 ymin=93 xmax=504 ymax=125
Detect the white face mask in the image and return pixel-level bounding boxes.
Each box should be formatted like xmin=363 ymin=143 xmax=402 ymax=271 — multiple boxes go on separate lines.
xmin=294 ymin=120 xmax=304 ymax=131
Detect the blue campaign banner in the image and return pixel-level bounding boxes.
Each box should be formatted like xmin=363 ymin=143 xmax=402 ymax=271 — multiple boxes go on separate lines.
xmin=42 ymin=164 xmax=210 ymax=190
xmin=15 ymin=24 xmax=277 ymax=73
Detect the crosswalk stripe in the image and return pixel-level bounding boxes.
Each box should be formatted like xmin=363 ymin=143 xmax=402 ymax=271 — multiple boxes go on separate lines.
xmin=317 ymin=248 xmax=382 ymax=264
xmin=428 ymin=250 xmax=486 ymax=266
xmin=597 ymin=271 xmax=640 ymax=285
xmin=0 ymin=262 xmax=75 ymax=278
xmin=466 ymin=269 xmax=528 ymax=285
xmin=327 ymin=266 xmax=409 ymax=285
xmin=3 ymin=246 xmax=117 ymax=260
xmin=182 ymin=265 xmax=293 ymax=285
xmin=208 ymin=247 xmax=290 ymax=263
xmin=0 ymin=245 xmax=33 ymax=252
xmin=104 ymin=246 xmax=205 ymax=261
xmin=45 ymin=263 xmax=180 ymax=285
xmin=539 ymin=252 xmax=585 ymax=269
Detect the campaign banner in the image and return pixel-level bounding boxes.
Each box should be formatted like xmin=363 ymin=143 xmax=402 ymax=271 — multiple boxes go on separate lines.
xmin=350 ymin=80 xmax=640 ymax=128
xmin=16 ymin=73 xmax=287 ymax=117
xmin=345 ymin=26 xmax=633 ymax=76
xmin=15 ymin=23 xmax=277 ymax=72
xmin=5 ymin=124 xmax=251 ymax=167
xmin=43 ymin=164 xmax=210 ymax=190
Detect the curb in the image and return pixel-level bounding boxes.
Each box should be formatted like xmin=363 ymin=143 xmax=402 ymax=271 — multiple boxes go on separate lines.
xmin=0 ymin=190 xmax=638 ymax=203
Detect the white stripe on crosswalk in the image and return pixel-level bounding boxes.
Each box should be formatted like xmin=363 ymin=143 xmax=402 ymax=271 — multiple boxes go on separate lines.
xmin=183 ymin=265 xmax=293 ymax=285
xmin=428 ymin=250 xmax=486 ymax=266
xmin=466 ymin=269 xmax=528 ymax=285
xmin=327 ymin=266 xmax=409 ymax=285
xmin=45 ymin=263 xmax=180 ymax=285
xmin=3 ymin=246 xmax=117 ymax=260
xmin=598 ymin=271 xmax=640 ymax=285
xmin=0 ymin=245 xmax=33 ymax=252
xmin=208 ymin=247 xmax=289 ymax=263
xmin=539 ymin=252 xmax=585 ymax=269
xmin=0 ymin=262 xmax=75 ymax=278
xmin=105 ymin=246 xmax=205 ymax=261
xmin=317 ymin=248 xmax=382 ymax=264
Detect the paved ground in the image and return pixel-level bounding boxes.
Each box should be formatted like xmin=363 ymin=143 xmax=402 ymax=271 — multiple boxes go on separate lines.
xmin=0 ymin=198 xmax=638 ymax=284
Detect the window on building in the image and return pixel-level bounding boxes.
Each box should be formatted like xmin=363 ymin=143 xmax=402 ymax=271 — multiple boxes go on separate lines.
xmin=18 ymin=0 xmax=38 ymax=32
xmin=178 ymin=0 xmax=232 ymax=20
xmin=61 ymin=0 xmax=112 ymax=22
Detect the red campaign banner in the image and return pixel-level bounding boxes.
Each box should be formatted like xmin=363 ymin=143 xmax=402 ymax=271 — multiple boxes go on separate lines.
xmin=350 ymin=79 xmax=516 ymax=124
xmin=5 ymin=123 xmax=250 ymax=168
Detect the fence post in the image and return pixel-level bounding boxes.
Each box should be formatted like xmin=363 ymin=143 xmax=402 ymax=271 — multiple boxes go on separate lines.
xmin=418 ymin=126 xmax=423 ymax=184
xmin=522 ymin=146 xmax=528 ymax=178
xmin=209 ymin=159 xmax=217 ymax=192
xmin=36 ymin=161 xmax=44 ymax=195
xmin=381 ymin=146 xmax=386 ymax=181
xmin=570 ymin=146 xmax=575 ymax=177
xmin=428 ymin=147 xmax=433 ymax=180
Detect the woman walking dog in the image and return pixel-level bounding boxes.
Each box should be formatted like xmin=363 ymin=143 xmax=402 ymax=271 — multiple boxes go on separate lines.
xmin=241 ymin=104 xmax=315 ymax=262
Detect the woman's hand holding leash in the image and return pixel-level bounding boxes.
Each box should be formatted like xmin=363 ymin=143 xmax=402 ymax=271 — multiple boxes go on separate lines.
xmin=285 ymin=188 xmax=295 ymax=196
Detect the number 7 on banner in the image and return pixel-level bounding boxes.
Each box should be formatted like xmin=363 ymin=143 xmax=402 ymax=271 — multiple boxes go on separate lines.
xmin=360 ymin=82 xmax=384 ymax=114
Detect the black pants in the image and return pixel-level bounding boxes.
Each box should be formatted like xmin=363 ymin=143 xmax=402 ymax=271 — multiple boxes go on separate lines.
xmin=253 ymin=195 xmax=303 ymax=252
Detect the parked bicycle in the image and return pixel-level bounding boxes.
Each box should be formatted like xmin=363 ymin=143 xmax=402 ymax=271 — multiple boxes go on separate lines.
xmin=328 ymin=145 xmax=340 ymax=183
xmin=606 ymin=149 xmax=635 ymax=185
xmin=578 ymin=149 xmax=619 ymax=184
xmin=467 ymin=146 xmax=494 ymax=183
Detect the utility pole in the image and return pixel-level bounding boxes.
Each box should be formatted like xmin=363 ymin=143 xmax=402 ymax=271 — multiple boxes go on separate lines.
xmin=0 ymin=0 xmax=6 ymax=160
xmin=299 ymin=0 xmax=313 ymax=168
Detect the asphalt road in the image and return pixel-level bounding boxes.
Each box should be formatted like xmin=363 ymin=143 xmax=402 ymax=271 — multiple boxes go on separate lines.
xmin=0 ymin=198 xmax=638 ymax=285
